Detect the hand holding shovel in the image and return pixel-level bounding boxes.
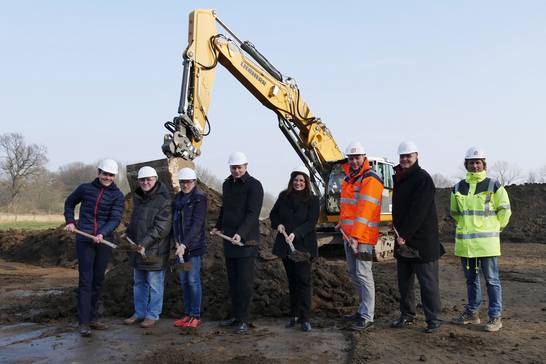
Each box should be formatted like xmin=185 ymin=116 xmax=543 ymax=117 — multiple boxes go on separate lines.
xmin=392 ymin=226 xmax=420 ymax=259
xmin=121 ymin=234 xmax=162 ymax=264
xmin=172 ymin=243 xmax=192 ymax=272
xmin=280 ymin=229 xmax=310 ymax=263
xmin=71 ymin=228 xmax=118 ymax=249
xmin=339 ymin=227 xmax=373 ymax=261
xmin=212 ymin=230 xmax=245 ymax=247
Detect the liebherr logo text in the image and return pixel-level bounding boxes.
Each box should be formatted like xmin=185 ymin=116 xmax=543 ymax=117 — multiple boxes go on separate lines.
xmin=241 ymin=62 xmax=266 ymax=86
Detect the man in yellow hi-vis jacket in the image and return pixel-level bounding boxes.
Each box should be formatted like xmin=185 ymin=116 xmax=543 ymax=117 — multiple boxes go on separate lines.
xmin=450 ymin=147 xmax=511 ymax=332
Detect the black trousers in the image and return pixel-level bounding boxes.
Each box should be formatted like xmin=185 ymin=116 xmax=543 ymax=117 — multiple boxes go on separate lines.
xmin=225 ymin=256 xmax=256 ymax=322
xmin=76 ymin=240 xmax=112 ymax=324
xmin=397 ymin=259 xmax=441 ymax=324
xmin=282 ymin=258 xmax=312 ymax=322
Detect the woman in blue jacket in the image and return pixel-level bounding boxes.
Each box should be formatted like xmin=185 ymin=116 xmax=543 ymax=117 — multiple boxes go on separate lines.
xmin=64 ymin=159 xmax=125 ymax=337
xmin=172 ymin=168 xmax=208 ymax=329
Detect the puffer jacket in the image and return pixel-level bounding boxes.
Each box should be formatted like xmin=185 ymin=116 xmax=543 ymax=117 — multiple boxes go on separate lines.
xmin=64 ymin=178 xmax=125 ymax=242
xmin=126 ymin=181 xmax=172 ymax=270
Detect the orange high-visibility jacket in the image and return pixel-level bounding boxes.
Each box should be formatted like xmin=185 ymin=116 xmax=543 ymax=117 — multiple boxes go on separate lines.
xmin=339 ymin=159 xmax=384 ymax=245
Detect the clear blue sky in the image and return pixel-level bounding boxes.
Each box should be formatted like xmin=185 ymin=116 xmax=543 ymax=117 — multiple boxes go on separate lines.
xmin=1 ymin=1 xmax=545 ymax=194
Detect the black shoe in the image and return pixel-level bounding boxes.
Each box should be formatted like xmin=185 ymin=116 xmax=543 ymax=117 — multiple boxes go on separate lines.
xmin=220 ymin=318 xmax=239 ymax=327
xmin=234 ymin=321 xmax=249 ymax=334
xmin=285 ymin=317 xmax=298 ymax=328
xmin=352 ymin=319 xmax=373 ymax=331
xmin=424 ymin=321 xmax=441 ymax=334
xmin=301 ymin=322 xmax=312 ymax=332
xmin=79 ymin=324 xmax=91 ymax=337
xmin=343 ymin=312 xmax=362 ymax=322
xmin=391 ymin=316 xmax=414 ymax=328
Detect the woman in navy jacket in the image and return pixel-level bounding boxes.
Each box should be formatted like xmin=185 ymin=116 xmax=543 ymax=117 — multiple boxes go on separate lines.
xmin=269 ymin=166 xmax=319 ymax=332
xmin=64 ymin=159 xmax=124 ymax=337
xmin=172 ymin=168 xmax=208 ymax=329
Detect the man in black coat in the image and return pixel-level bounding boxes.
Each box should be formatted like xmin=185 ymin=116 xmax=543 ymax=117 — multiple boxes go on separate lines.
xmin=391 ymin=141 xmax=444 ymax=334
xmin=211 ymin=152 xmax=264 ymax=334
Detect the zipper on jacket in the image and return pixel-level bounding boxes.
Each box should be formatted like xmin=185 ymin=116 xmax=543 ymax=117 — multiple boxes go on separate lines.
xmin=93 ymin=187 xmax=105 ymax=235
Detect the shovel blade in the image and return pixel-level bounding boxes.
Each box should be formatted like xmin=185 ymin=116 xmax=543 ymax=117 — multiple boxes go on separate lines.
xmin=288 ymin=251 xmax=310 ymax=263
xmin=174 ymin=262 xmax=193 ymax=272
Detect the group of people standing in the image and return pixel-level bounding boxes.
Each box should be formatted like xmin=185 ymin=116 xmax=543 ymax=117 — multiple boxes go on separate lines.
xmin=64 ymin=141 xmax=511 ymax=337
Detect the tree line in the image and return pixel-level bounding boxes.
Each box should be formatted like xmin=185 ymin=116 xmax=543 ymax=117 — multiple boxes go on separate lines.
xmin=0 ymin=132 xmax=542 ymax=214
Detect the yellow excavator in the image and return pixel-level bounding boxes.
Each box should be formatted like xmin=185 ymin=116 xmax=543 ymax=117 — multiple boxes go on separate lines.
xmin=128 ymin=9 xmax=395 ymax=260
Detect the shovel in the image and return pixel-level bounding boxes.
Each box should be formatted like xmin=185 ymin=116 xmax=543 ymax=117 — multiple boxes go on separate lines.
xmin=73 ymin=229 xmax=118 ymax=249
xmin=122 ymin=235 xmax=162 ymax=265
xmin=171 ymin=243 xmax=193 ymax=272
xmin=213 ymin=231 xmax=258 ymax=247
xmin=280 ymin=230 xmax=310 ymax=263
xmin=392 ymin=226 xmax=420 ymax=259
xmin=339 ymin=227 xmax=373 ymax=261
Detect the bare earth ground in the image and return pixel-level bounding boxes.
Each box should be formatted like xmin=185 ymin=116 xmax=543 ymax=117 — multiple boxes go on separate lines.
xmin=1 ymin=243 xmax=545 ymax=364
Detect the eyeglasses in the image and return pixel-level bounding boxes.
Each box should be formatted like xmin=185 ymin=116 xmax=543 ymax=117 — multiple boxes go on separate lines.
xmin=138 ymin=177 xmax=156 ymax=183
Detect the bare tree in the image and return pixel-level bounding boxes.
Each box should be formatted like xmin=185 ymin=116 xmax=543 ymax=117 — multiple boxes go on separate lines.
xmin=0 ymin=133 xmax=48 ymax=205
xmin=490 ymin=161 xmax=523 ymax=185
xmin=195 ymin=165 xmax=223 ymax=192
xmin=58 ymin=162 xmax=97 ymax=195
xmin=538 ymin=165 xmax=546 ymax=183
xmin=431 ymin=173 xmax=454 ymax=188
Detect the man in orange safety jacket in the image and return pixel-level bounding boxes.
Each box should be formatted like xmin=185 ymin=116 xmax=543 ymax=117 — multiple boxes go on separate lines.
xmin=337 ymin=141 xmax=384 ymax=331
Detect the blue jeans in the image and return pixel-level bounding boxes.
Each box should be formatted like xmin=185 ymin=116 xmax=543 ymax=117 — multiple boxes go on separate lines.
xmin=178 ymin=256 xmax=202 ymax=318
xmin=345 ymin=243 xmax=375 ymax=321
xmin=133 ymin=269 xmax=166 ymax=320
xmin=461 ymin=257 xmax=502 ymax=318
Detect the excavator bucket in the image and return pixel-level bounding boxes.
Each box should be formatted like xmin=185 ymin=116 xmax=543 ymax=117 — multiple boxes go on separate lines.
xmin=126 ymin=158 xmax=194 ymax=193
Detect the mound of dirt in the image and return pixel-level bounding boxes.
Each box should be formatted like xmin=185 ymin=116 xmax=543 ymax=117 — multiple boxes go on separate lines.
xmin=436 ymin=183 xmax=546 ymax=244
xmin=100 ymin=181 xmax=399 ymax=320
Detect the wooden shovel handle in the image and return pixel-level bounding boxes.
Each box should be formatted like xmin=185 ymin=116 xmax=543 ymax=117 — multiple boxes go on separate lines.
xmin=73 ymin=229 xmax=117 ymax=249
xmin=214 ymin=231 xmax=244 ymax=246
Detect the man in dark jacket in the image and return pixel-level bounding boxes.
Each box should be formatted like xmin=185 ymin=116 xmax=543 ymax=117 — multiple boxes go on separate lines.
xmin=391 ymin=142 xmax=444 ymax=334
xmin=211 ymin=152 xmax=264 ymax=334
xmin=64 ymin=159 xmax=125 ymax=337
xmin=123 ymin=166 xmax=172 ymax=329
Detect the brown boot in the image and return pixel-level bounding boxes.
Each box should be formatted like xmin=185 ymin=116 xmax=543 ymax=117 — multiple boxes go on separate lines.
xmin=89 ymin=321 xmax=109 ymax=330
xmin=124 ymin=315 xmax=144 ymax=325
xmin=140 ymin=319 xmax=157 ymax=328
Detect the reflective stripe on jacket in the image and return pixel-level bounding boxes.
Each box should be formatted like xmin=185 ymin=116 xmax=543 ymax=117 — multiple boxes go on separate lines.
xmin=339 ymin=159 xmax=384 ymax=245
xmin=450 ymin=171 xmax=511 ymax=257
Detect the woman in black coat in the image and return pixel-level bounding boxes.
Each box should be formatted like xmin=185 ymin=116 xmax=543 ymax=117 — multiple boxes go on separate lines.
xmin=269 ymin=167 xmax=319 ymax=332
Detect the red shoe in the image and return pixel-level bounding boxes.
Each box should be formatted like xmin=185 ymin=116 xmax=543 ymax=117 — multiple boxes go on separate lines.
xmin=186 ymin=317 xmax=201 ymax=328
xmin=174 ymin=315 xmax=191 ymax=327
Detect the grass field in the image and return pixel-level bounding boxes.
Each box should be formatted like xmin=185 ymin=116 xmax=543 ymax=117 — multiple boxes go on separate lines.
xmin=0 ymin=221 xmax=62 ymax=231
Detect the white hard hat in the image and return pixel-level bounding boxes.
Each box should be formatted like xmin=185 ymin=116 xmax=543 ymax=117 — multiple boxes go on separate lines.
xmin=345 ymin=141 xmax=366 ymax=156
xmin=137 ymin=166 xmax=157 ymax=179
xmin=465 ymin=146 xmax=486 ymax=159
xmin=177 ymin=167 xmax=197 ymax=180
xmin=98 ymin=159 xmax=119 ymax=175
xmin=292 ymin=164 xmax=309 ymax=177
xmin=228 ymin=151 xmax=248 ymax=165
xmin=397 ymin=141 xmax=419 ymax=155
